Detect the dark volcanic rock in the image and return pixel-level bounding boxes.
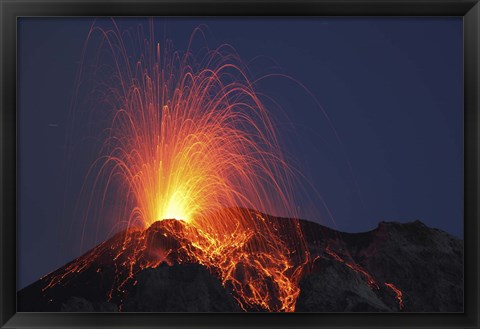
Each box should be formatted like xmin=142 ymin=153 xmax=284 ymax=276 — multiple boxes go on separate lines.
xmin=61 ymin=297 xmax=118 ymax=312
xmin=123 ymin=263 xmax=241 ymax=312
xmin=18 ymin=209 xmax=463 ymax=312
xmin=57 ymin=263 xmax=241 ymax=312
xmin=350 ymin=220 xmax=463 ymax=312
xmin=295 ymin=259 xmax=391 ymax=312
xmin=296 ymin=219 xmax=463 ymax=312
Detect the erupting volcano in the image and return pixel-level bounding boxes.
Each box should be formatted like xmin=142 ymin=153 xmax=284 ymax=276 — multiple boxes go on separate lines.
xmin=17 ymin=21 xmax=464 ymax=313
xmin=67 ymin=22 xmax=312 ymax=312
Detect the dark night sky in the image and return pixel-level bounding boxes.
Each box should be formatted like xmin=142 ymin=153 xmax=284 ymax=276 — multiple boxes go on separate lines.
xmin=18 ymin=17 xmax=463 ymax=289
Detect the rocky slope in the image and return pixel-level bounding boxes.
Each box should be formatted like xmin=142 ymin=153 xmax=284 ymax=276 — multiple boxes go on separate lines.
xmin=18 ymin=211 xmax=463 ymax=312
xmin=296 ymin=220 xmax=463 ymax=312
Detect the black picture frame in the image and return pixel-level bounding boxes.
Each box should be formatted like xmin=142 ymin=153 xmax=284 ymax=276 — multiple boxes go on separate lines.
xmin=1 ymin=0 xmax=479 ymax=328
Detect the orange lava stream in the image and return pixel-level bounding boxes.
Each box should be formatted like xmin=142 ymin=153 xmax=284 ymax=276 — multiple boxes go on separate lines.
xmin=325 ymin=246 xmax=379 ymax=290
xmin=385 ymin=282 xmax=404 ymax=310
xmin=325 ymin=246 xmax=404 ymax=310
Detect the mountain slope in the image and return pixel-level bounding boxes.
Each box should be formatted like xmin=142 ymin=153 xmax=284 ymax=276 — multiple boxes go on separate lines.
xmin=18 ymin=210 xmax=463 ymax=312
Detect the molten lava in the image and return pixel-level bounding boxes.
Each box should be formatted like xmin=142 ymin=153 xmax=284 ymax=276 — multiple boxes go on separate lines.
xmin=44 ymin=209 xmax=308 ymax=311
xmin=385 ymin=282 xmax=404 ymax=310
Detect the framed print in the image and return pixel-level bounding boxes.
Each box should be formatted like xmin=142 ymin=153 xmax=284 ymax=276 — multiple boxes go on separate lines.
xmin=1 ymin=0 xmax=479 ymax=328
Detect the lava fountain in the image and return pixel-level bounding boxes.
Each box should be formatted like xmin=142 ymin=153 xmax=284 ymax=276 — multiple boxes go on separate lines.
xmin=60 ymin=21 xmax=310 ymax=312
xmin=44 ymin=20 xmax=406 ymax=313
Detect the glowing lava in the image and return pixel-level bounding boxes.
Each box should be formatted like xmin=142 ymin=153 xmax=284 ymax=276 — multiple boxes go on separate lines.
xmin=324 ymin=245 xmax=404 ymax=310
xmin=78 ymin=26 xmax=302 ymax=232
xmin=385 ymin=282 xmax=404 ymax=310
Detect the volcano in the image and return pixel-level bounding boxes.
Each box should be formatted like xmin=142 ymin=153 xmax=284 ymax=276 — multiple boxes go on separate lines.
xmin=18 ymin=209 xmax=463 ymax=312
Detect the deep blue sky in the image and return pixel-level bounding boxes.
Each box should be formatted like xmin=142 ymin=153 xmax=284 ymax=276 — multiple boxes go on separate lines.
xmin=18 ymin=17 xmax=463 ymax=289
